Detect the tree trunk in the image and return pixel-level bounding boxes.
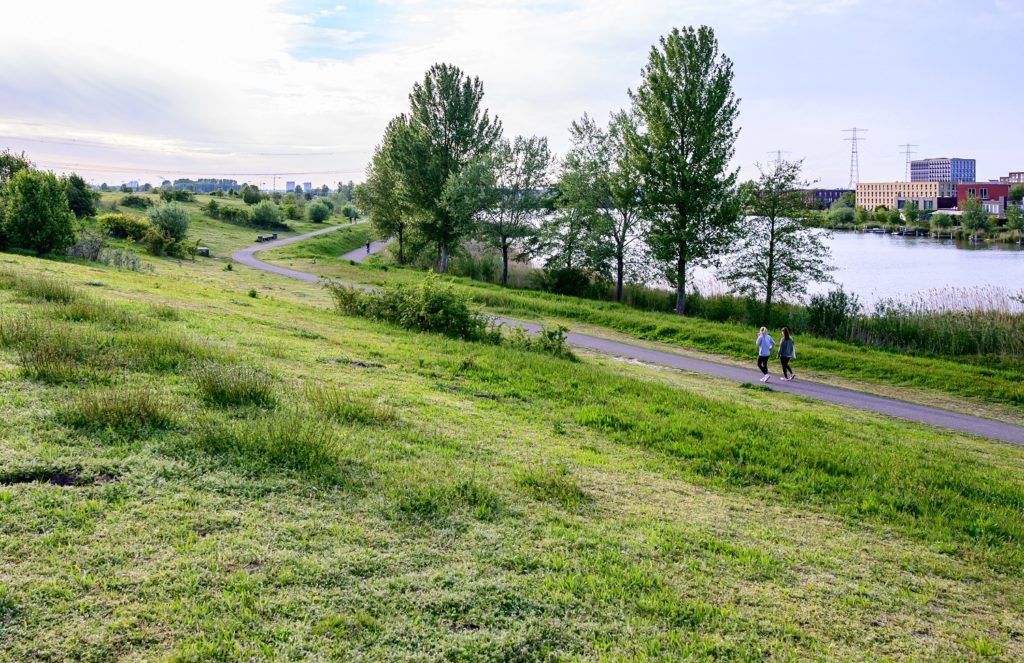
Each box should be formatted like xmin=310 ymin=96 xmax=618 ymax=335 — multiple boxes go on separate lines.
xmin=501 ymin=240 xmax=509 ymax=286
xmin=615 ymin=252 xmax=624 ymax=303
xmin=439 ymin=243 xmax=449 ymax=273
xmin=397 ymin=225 xmax=405 ymax=265
xmin=674 ymin=255 xmax=687 ymax=315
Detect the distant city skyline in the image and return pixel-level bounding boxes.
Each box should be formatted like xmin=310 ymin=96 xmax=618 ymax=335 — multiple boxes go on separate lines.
xmin=1 ymin=0 xmax=1021 ymax=188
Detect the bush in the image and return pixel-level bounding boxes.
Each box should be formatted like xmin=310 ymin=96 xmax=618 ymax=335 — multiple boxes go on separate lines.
xmin=66 ymin=231 xmax=108 ymax=262
xmin=506 ymin=325 xmax=576 ymax=360
xmin=807 ymin=289 xmax=862 ymax=339
xmin=158 ymin=189 xmax=194 ymax=202
xmin=283 ymin=204 xmax=302 ymax=221
xmin=1 ymin=169 xmax=76 ymax=254
xmin=98 ymin=213 xmax=149 ymax=240
xmin=218 ymin=206 xmax=251 ymax=225
xmin=251 ymin=200 xmax=286 ymax=229
xmin=327 ymin=273 xmax=498 ymax=342
xmin=64 ymin=173 xmax=96 ymax=218
xmin=534 ymin=267 xmax=601 ymax=298
xmin=120 ymin=194 xmax=153 ymax=209
xmin=307 ymin=201 xmax=330 ymax=223
xmin=193 ymin=363 xmax=276 ymax=407
xmin=146 ymin=202 xmax=190 ymax=241
xmin=143 ymin=228 xmax=178 ymax=257
xmin=59 ymin=388 xmax=177 ymax=437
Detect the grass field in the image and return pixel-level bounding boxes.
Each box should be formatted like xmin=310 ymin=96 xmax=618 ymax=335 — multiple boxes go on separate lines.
xmin=271 ymin=253 xmax=1024 ymax=423
xmin=2 ymin=231 xmax=1024 ymax=659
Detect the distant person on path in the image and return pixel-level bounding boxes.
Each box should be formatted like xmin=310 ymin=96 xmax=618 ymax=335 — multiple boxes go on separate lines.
xmin=366 ymin=241 xmax=371 ymax=254
xmin=778 ymin=327 xmax=795 ymax=381
xmin=756 ymin=326 xmax=775 ymax=382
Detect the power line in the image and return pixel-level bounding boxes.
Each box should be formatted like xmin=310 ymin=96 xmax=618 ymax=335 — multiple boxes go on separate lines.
xmin=842 ymin=127 xmax=868 ymax=189
xmin=898 ymin=143 xmax=919 ymax=181
xmin=766 ymin=149 xmax=792 ymax=167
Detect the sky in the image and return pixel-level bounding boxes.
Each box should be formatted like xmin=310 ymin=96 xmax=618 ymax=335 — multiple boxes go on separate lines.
xmin=1 ymin=0 xmax=1021 ymax=189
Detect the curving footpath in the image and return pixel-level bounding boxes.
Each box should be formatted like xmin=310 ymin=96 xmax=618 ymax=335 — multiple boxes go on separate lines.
xmin=234 ymin=226 xmax=1024 ymax=446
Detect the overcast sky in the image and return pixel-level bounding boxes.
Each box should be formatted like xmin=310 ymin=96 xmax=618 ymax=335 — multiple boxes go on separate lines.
xmin=1 ymin=0 xmax=1021 ymax=189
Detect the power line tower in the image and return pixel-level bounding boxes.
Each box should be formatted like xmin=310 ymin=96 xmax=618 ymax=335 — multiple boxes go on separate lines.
xmin=842 ymin=128 xmax=868 ymax=189
xmin=898 ymin=143 xmax=919 ymax=181
xmin=767 ymin=149 xmax=792 ymax=167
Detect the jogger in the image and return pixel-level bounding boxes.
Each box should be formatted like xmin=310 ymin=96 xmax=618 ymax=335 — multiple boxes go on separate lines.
xmin=756 ymin=326 xmax=775 ymax=382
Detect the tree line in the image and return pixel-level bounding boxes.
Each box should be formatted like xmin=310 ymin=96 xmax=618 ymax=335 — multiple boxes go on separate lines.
xmin=356 ymin=26 xmax=830 ymax=319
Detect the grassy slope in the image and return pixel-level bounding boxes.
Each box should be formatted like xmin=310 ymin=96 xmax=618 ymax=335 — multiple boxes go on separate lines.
xmin=259 ymin=222 xmax=375 ymax=263
xmin=0 ymin=243 xmax=1023 ymax=659
xmin=275 ymin=257 xmax=1024 ymax=421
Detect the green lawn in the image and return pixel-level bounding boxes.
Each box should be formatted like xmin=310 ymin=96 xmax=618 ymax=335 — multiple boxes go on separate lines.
xmin=1 ymin=244 xmax=1024 ymax=659
xmin=269 ymin=255 xmax=1024 ymax=423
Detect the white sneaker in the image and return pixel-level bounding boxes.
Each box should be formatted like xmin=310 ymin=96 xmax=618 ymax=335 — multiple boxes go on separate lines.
xmin=759 ymin=375 xmax=766 ymax=382
xmin=764 ymin=375 xmax=771 ymax=382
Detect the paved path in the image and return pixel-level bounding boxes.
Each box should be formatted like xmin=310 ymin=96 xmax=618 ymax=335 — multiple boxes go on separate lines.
xmin=341 ymin=239 xmax=392 ymax=263
xmin=234 ymin=227 xmax=1024 ymax=445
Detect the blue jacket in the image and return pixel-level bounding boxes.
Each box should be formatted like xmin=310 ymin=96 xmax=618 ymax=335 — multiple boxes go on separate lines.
xmin=756 ymin=334 xmax=775 ymax=357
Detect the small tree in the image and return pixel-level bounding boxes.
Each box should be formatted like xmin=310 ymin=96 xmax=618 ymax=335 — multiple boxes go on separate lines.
xmin=147 ymin=202 xmax=190 ymax=241
xmin=294 ymin=185 xmax=304 ymax=196
xmin=855 ymin=207 xmax=871 ymax=225
xmin=961 ymin=198 xmax=990 ymax=238
xmin=719 ymin=160 xmax=833 ymax=323
xmin=931 ymin=213 xmax=953 ymax=234
xmin=626 ymin=26 xmax=741 ymax=314
xmin=64 ymin=173 xmax=97 ymax=218
xmin=307 ymin=201 xmax=330 ymax=223
xmin=479 ymin=135 xmax=552 ymax=285
xmin=2 ymin=169 xmax=76 ymax=254
xmin=356 ymin=117 xmax=412 ymax=263
xmin=1009 ymin=184 xmax=1024 ymax=203
xmin=241 ymin=184 xmax=262 ymax=205
xmin=902 ymin=200 xmax=920 ymax=226
xmin=829 ymin=205 xmax=855 ymax=226
xmin=1005 ymin=204 xmax=1023 ymax=239
xmin=251 ymin=200 xmax=283 ymax=228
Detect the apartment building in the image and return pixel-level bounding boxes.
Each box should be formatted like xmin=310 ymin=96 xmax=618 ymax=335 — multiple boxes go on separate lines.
xmin=856 ymin=181 xmax=957 ymax=212
xmin=910 ymin=157 xmax=976 ymax=183
xmin=999 ymin=172 xmax=1024 ymax=184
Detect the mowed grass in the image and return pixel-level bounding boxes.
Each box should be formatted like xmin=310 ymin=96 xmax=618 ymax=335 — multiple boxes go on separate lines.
xmin=258 ymin=222 xmax=375 ymax=263
xmin=277 ymin=256 xmax=1024 ymax=416
xmin=1 ymin=252 xmax=1024 ymax=660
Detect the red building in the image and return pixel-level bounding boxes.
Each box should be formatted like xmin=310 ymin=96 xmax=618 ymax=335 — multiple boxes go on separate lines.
xmin=957 ymin=182 xmax=1010 ymax=218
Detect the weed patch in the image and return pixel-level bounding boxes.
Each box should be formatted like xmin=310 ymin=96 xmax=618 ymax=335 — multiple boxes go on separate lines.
xmin=0 ymin=269 xmax=80 ymax=303
xmin=58 ymin=388 xmax=178 ymax=438
xmin=304 ymin=384 xmax=395 ymax=425
xmin=516 ymin=464 xmax=590 ymax=509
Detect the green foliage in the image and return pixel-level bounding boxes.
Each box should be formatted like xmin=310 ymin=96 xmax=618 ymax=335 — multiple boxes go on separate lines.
xmin=855 ymin=207 xmax=871 ymax=225
xmin=251 ymin=200 xmax=287 ymax=229
xmin=146 ymin=202 xmax=190 ymax=241
xmin=626 ymin=26 xmax=741 ymax=314
xmin=142 ymin=228 xmax=178 ymax=257
xmin=283 ymin=203 xmax=302 ymax=221
xmin=1 ymin=169 xmax=76 ymax=254
xmin=805 ymin=289 xmax=862 ymax=338
xmin=1005 ymin=204 xmax=1024 ymax=233
xmin=64 ymin=173 xmax=96 ymax=218
xmin=304 ymin=384 xmax=396 ymax=425
xmin=327 ymin=273 xmax=498 ymax=342
xmin=515 ymin=464 xmax=589 ymax=509
xmin=240 ymin=184 xmax=262 ymax=205
xmin=158 ymin=189 xmax=194 ymax=203
xmin=340 ymin=203 xmax=358 ymax=221
xmin=961 ymin=198 xmax=990 ymax=235
xmin=98 ymin=213 xmax=150 ymax=240
xmin=721 ymin=160 xmax=832 ymax=323
xmin=193 ymin=363 xmax=276 ymax=407
xmin=306 ymin=201 xmax=330 ymax=223
xmin=357 ymin=117 xmax=412 ymax=263
xmin=902 ymin=200 xmax=920 ymax=225
xmin=391 ymin=63 xmax=503 ymax=272
xmin=931 ymin=213 xmax=954 ymax=231
xmin=0 ymin=148 xmax=31 ymax=184
xmin=119 ymin=194 xmax=152 ymax=209
xmin=505 ymin=324 xmax=575 ymax=361
xmin=217 ymin=206 xmax=251 ymax=225
xmin=1009 ymin=184 xmax=1024 ymax=202
xmin=828 ymin=205 xmax=855 ymax=226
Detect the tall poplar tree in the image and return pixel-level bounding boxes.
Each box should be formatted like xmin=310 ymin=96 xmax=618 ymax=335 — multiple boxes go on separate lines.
xmin=355 ymin=117 xmax=412 ymax=264
xmin=394 ymin=64 xmax=502 ymax=272
xmin=626 ymin=26 xmax=741 ymax=315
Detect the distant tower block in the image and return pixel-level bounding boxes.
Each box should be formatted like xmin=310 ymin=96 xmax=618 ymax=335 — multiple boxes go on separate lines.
xmin=843 ymin=127 xmax=868 ymax=189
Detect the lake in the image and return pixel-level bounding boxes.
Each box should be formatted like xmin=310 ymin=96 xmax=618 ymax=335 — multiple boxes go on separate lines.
xmin=690 ymin=231 xmax=1024 ymax=311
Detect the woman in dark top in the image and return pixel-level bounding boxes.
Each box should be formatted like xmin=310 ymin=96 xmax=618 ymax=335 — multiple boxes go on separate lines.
xmin=778 ymin=327 xmax=795 ymax=381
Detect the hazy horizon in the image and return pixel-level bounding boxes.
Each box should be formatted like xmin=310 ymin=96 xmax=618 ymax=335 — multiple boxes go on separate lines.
xmin=2 ymin=0 xmax=1021 ymax=188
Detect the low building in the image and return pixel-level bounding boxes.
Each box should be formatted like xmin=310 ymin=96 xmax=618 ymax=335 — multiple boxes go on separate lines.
xmin=803 ymin=188 xmax=853 ymax=209
xmin=957 ymin=182 xmax=1010 ymax=218
xmin=856 ymin=181 xmax=957 ymax=212
xmin=999 ymin=172 xmax=1024 ymax=184
xmin=910 ymin=157 xmax=976 ymax=183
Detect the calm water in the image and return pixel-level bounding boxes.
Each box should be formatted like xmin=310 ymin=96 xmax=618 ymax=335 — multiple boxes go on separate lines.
xmin=691 ymin=231 xmax=1024 ymax=310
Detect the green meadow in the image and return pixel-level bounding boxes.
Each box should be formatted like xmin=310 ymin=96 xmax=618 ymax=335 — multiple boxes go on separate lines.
xmin=1 ymin=211 xmax=1023 ymax=659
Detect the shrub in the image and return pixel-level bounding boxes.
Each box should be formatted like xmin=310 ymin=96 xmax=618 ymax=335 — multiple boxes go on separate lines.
xmin=326 ymin=273 xmax=497 ymax=342
xmin=240 ymin=184 xmax=262 ymax=205
xmin=64 ymin=173 xmax=96 ymax=218
xmin=534 ymin=267 xmax=601 ymax=298
xmin=142 ymin=228 xmax=177 ymax=257
xmin=193 ymin=363 xmax=276 ymax=407
xmin=59 ymin=388 xmax=177 ymax=437
xmin=283 ymin=204 xmax=302 ymax=221
xmin=505 ymin=324 xmax=576 ymax=360
xmin=66 ymin=231 xmax=108 ymax=262
xmin=158 ymin=189 xmax=194 ymax=202
xmin=218 ymin=206 xmax=251 ymax=225
xmin=146 ymin=202 xmax=190 ymax=241
xmin=98 ymin=213 xmax=149 ymax=240
xmin=251 ymin=201 xmax=286 ymax=229
xmin=307 ymin=201 xmax=330 ymax=223
xmin=1 ymin=169 xmax=76 ymax=254
xmin=807 ymin=289 xmax=862 ymax=339
xmin=120 ymin=194 xmax=153 ymax=209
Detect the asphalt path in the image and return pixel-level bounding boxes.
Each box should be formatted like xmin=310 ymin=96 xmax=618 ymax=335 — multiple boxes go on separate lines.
xmin=234 ymin=225 xmax=1024 ymax=445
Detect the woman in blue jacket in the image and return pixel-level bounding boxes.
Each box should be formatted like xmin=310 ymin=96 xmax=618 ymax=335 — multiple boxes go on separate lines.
xmin=756 ymin=326 xmax=775 ymax=382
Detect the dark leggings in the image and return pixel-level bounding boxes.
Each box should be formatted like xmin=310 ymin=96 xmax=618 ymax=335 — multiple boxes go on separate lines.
xmin=780 ymin=356 xmax=792 ymax=378
xmin=757 ymin=355 xmax=769 ymax=375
